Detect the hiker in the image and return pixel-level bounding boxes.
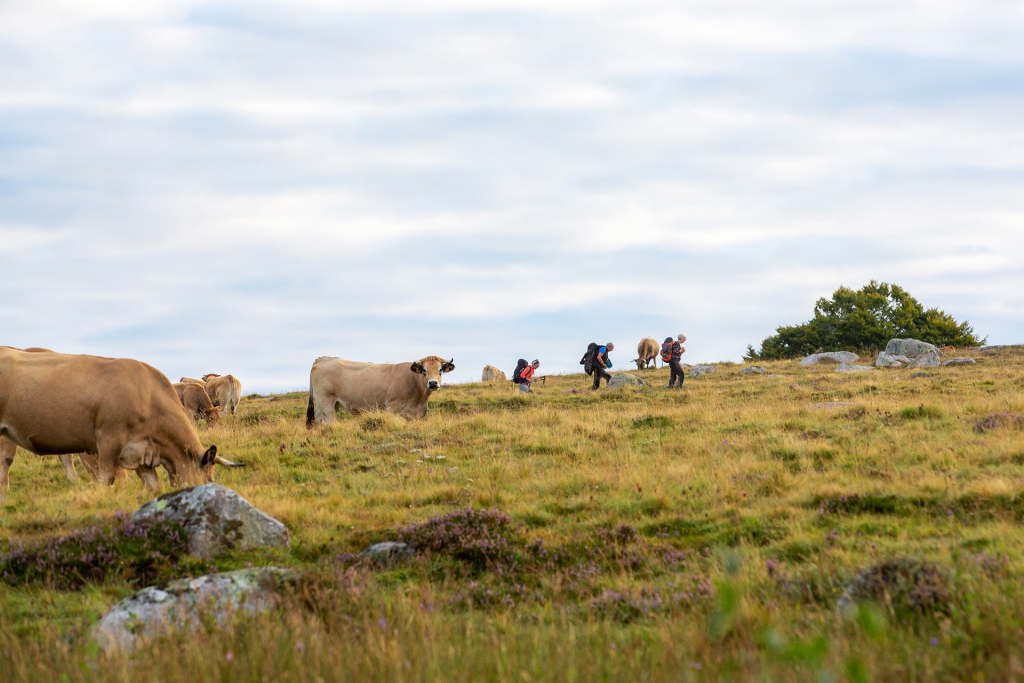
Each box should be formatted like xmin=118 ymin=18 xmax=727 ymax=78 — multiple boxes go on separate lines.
xmin=661 ymin=334 xmax=686 ymax=388
xmin=513 ymin=359 xmax=540 ymax=393
xmin=584 ymin=342 xmax=614 ymax=390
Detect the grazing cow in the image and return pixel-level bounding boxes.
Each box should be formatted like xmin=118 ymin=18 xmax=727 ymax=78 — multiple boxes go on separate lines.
xmin=482 ymin=365 xmax=507 ymax=382
xmin=201 ymin=374 xmax=242 ymax=415
xmin=173 ymin=382 xmax=222 ymax=426
xmin=634 ymin=337 xmax=660 ymax=370
xmin=180 ymin=376 xmax=205 ymax=386
xmin=0 ymin=347 xmax=242 ymax=498
xmin=306 ymin=355 xmax=455 ymax=425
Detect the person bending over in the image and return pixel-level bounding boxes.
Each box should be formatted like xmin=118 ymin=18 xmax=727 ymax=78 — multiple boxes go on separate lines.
xmin=592 ymin=343 xmax=614 ymax=390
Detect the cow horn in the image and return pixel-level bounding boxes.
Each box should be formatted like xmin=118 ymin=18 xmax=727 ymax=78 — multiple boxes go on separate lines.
xmin=215 ymin=455 xmax=246 ymax=468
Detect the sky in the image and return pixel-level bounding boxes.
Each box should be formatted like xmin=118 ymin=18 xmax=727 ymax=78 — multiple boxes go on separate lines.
xmin=1 ymin=0 xmax=1022 ymax=392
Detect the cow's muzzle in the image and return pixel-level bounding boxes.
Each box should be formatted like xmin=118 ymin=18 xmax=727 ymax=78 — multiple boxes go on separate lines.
xmin=428 ymin=379 xmax=440 ymax=390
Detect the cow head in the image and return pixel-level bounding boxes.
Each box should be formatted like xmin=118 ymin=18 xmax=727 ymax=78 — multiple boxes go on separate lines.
xmin=633 ymin=358 xmax=645 ymax=370
xmin=201 ymin=406 xmax=222 ymax=425
xmin=201 ymin=373 xmax=220 ymax=382
xmin=410 ymin=356 xmax=455 ymax=391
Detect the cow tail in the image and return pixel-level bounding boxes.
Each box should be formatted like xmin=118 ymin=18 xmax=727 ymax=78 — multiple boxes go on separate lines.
xmin=305 ymin=385 xmax=316 ymax=428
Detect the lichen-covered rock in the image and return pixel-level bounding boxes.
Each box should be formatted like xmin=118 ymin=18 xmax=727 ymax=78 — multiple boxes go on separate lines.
xmin=799 ymin=352 xmax=859 ymax=366
xmin=909 ymin=348 xmax=942 ymax=368
xmin=836 ymin=364 xmax=874 ymax=373
xmin=688 ymin=365 xmax=718 ymax=378
xmin=360 ymin=542 xmax=415 ymax=563
xmin=942 ymin=357 xmax=976 ymax=367
xmin=131 ymin=484 xmax=289 ymax=560
xmin=740 ymin=366 xmax=766 ymax=375
xmin=875 ymin=353 xmax=910 ymax=367
xmin=911 ymin=372 xmax=930 ymax=378
xmin=884 ymin=339 xmax=939 ymax=358
xmin=93 ymin=567 xmax=297 ymax=652
xmin=607 ymin=373 xmax=650 ymax=390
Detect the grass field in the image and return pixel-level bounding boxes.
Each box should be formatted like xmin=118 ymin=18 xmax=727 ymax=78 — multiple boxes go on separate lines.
xmin=3 ymin=348 xmax=1024 ymax=681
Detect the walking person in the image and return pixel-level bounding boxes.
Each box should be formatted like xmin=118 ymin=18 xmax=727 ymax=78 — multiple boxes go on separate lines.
xmin=661 ymin=334 xmax=687 ymax=388
xmin=513 ymin=359 xmax=540 ymax=393
xmin=591 ymin=343 xmax=614 ymax=390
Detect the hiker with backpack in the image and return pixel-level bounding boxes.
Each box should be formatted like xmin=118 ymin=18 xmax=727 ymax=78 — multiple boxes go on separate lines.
xmin=661 ymin=334 xmax=687 ymax=388
xmin=580 ymin=342 xmax=614 ymax=390
xmin=513 ymin=359 xmax=540 ymax=393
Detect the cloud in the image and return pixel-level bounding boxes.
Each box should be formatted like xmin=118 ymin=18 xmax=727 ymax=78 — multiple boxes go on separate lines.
xmin=1 ymin=0 xmax=1022 ymax=390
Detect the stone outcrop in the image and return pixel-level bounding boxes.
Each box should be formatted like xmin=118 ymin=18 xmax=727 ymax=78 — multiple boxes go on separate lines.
xmin=607 ymin=373 xmax=650 ymax=390
xmin=942 ymin=357 xmax=976 ymax=366
xmin=131 ymin=484 xmax=289 ymax=561
xmin=874 ymin=353 xmax=910 ymax=368
xmin=799 ymin=352 xmax=859 ymax=366
xmin=93 ymin=567 xmax=297 ymax=652
xmin=740 ymin=366 xmax=766 ymax=375
xmin=688 ymin=365 xmax=718 ymax=378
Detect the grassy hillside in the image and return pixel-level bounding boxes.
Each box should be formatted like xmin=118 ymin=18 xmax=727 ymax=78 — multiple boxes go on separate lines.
xmin=3 ymin=348 xmax=1024 ymax=681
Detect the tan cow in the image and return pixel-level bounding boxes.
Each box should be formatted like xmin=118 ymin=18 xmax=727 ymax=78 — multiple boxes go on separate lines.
xmin=0 ymin=348 xmax=242 ymax=498
xmin=0 ymin=347 xmax=81 ymax=484
xmin=482 ymin=365 xmax=507 ymax=382
xmin=173 ymin=382 xmax=221 ymax=426
xmin=180 ymin=376 xmax=206 ymax=386
xmin=306 ymin=355 xmax=455 ymax=425
xmin=634 ymin=337 xmax=660 ymax=370
xmin=201 ymin=374 xmax=242 ymax=415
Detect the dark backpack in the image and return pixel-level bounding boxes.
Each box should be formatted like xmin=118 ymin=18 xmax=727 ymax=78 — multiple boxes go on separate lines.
xmin=661 ymin=341 xmax=674 ymax=363
xmin=580 ymin=343 xmax=599 ymax=375
xmin=513 ymin=359 xmax=529 ymax=383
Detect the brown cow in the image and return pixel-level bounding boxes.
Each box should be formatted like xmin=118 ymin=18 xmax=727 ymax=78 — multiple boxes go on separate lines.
xmin=173 ymin=382 xmax=222 ymax=426
xmin=0 ymin=348 xmax=242 ymax=498
xmin=306 ymin=355 xmax=455 ymax=424
xmin=482 ymin=365 xmax=507 ymax=382
xmin=634 ymin=337 xmax=659 ymax=370
xmin=201 ymin=374 xmax=242 ymax=415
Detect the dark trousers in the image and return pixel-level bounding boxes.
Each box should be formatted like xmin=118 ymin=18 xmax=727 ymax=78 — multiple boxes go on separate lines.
xmin=669 ymin=359 xmax=684 ymax=387
xmin=593 ymin=366 xmax=611 ymax=390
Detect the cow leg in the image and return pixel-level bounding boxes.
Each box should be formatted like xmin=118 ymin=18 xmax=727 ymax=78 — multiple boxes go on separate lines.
xmin=314 ymin=396 xmax=337 ymax=425
xmin=0 ymin=436 xmax=15 ymax=490
xmin=135 ymin=466 xmax=161 ymax=491
xmin=58 ymin=453 xmax=80 ymax=481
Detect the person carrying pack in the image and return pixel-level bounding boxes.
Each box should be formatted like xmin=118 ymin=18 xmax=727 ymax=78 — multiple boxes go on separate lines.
xmin=663 ymin=334 xmax=686 ymax=388
xmin=513 ymin=359 xmax=540 ymax=393
xmin=588 ymin=342 xmax=614 ymax=390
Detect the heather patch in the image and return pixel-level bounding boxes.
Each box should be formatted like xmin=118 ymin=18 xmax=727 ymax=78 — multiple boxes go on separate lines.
xmin=837 ymin=558 xmax=952 ymax=616
xmin=0 ymin=512 xmax=188 ymax=589
xmin=972 ymin=412 xmax=1024 ymax=432
xmin=397 ymin=508 xmax=518 ymax=570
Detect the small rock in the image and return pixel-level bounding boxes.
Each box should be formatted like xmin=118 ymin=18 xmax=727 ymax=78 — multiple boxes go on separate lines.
xmin=410 ymin=449 xmax=421 ymax=453
xmin=836 ymin=364 xmax=874 ymax=373
xmin=607 ymin=373 xmax=650 ymax=390
xmin=911 ymin=372 xmax=930 ymax=378
xmin=689 ymin=365 xmax=717 ymax=378
xmin=810 ymin=402 xmax=855 ymax=408
xmin=942 ymin=357 xmax=976 ymax=367
xmin=360 ymin=542 xmax=415 ymax=564
xmin=875 ymin=353 xmax=910 ymax=368
xmin=447 ymin=467 xmax=458 ymax=473
xmin=909 ymin=348 xmax=942 ymax=368
xmin=740 ymin=366 xmax=766 ymax=375
xmin=435 ymin=456 xmax=446 ymax=461
xmin=130 ymin=484 xmax=289 ymax=561
xmin=799 ymin=351 xmax=859 ymax=366
xmin=93 ymin=567 xmax=297 ymax=652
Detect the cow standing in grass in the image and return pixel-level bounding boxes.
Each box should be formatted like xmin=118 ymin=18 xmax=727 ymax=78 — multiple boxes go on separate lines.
xmin=634 ymin=337 xmax=659 ymax=370
xmin=201 ymin=374 xmax=242 ymax=415
xmin=0 ymin=347 xmax=241 ymax=498
xmin=306 ymin=355 xmax=455 ymax=424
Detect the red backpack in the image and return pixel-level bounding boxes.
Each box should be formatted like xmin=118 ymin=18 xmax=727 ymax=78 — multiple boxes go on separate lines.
xmin=660 ymin=341 xmax=674 ymax=362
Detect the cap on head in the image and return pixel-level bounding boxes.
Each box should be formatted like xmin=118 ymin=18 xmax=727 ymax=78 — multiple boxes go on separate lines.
xmin=531 ymin=359 xmax=539 ymax=366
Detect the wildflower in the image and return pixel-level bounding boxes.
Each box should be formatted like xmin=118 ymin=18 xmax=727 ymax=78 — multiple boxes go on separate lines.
xmin=225 ymin=653 xmax=234 ymax=662
xmin=930 ymin=637 xmax=939 ymax=646
xmin=296 ymin=642 xmax=305 ymax=652
xmin=379 ymin=618 xmax=387 ymax=631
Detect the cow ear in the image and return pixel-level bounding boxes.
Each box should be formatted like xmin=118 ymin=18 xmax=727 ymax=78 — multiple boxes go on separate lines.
xmin=442 ymin=359 xmax=455 ymax=373
xmin=410 ymin=362 xmax=425 ymax=374
xmin=200 ymin=445 xmax=217 ymax=468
